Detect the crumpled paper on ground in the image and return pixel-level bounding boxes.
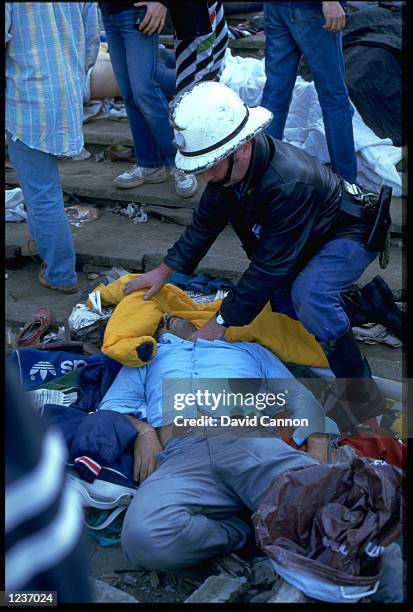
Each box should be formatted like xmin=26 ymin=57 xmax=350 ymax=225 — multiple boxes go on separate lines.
xmin=353 ymin=322 xmax=402 ymax=347
xmin=5 ymin=188 xmax=27 ymax=222
xmin=110 ymin=203 xmax=148 ymax=224
xmin=69 ymin=301 xmax=113 ymax=331
xmin=65 ymin=204 xmax=99 ymax=227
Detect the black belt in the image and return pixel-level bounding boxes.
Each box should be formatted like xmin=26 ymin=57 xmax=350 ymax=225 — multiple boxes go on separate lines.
xmin=339 ymin=196 xmax=371 ymax=220
xmin=338 ymin=185 xmax=393 ymax=267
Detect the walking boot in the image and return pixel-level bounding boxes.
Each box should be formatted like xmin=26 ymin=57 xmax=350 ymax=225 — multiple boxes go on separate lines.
xmin=320 ymin=327 xmax=388 ymax=432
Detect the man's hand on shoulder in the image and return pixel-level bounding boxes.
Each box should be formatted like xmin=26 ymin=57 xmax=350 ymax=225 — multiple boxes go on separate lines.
xmin=322 ymin=1 xmax=346 ymax=32
xmin=188 ymin=316 xmax=227 ymax=343
xmin=123 ymin=263 xmax=173 ymax=299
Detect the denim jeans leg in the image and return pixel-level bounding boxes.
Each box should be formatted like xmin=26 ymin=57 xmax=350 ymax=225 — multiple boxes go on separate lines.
xmin=290 ymin=238 xmax=377 ymax=341
xmin=6 ymin=132 xmax=77 ymax=287
xmin=102 ymin=10 xmax=176 ymax=168
xmin=287 ymin=6 xmax=358 ymax=182
xmin=102 ymin=11 xmax=162 ymax=167
xmin=261 ymin=2 xmax=302 ymax=139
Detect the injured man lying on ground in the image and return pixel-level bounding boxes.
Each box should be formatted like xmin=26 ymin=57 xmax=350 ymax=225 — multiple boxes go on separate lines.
xmin=97 ymin=314 xmax=349 ymax=570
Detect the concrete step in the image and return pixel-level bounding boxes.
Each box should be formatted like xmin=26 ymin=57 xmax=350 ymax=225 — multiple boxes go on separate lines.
xmin=5 ymin=157 xmax=405 ymax=233
xmin=5 ymin=207 xmax=247 ymax=281
xmin=5 ymin=159 xmax=202 ymax=210
xmin=83 ymin=117 xmax=133 ymax=148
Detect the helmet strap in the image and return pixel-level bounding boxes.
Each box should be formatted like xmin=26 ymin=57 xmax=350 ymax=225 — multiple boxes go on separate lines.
xmin=214 ymin=153 xmax=235 ymax=187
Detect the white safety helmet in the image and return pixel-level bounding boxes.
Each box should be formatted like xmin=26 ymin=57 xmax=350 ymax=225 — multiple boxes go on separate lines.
xmin=170 ymin=81 xmax=273 ymax=174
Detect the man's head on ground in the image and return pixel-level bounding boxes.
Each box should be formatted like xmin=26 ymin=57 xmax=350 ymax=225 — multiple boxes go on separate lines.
xmin=170 ymin=81 xmax=273 ymax=186
xmin=155 ymin=314 xmax=197 ymax=340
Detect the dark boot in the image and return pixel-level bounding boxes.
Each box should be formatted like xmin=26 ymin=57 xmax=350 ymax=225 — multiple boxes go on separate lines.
xmin=361 ymin=275 xmax=404 ymax=341
xmin=320 ymin=327 xmax=388 ymax=432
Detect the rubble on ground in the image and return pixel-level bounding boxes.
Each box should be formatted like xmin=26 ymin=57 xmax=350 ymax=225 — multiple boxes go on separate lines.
xmin=89 ymin=552 xmax=313 ymax=603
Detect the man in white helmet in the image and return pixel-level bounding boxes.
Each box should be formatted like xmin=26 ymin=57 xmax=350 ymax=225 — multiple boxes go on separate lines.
xmin=123 ymin=81 xmax=392 ymax=431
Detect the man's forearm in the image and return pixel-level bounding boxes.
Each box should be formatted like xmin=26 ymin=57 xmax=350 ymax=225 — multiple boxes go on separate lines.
xmin=126 ymin=415 xmax=155 ymax=435
xmin=126 ymin=416 xmax=172 ymax=448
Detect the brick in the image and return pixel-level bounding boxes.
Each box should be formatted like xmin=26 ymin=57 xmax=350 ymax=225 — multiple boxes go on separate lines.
xmin=90 ymin=578 xmax=139 ymax=603
xmin=184 ymin=574 xmax=248 ymax=603
xmin=267 ymin=578 xmax=308 ymax=603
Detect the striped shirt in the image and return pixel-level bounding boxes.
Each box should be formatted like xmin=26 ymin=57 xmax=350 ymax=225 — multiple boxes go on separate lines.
xmin=174 ymin=1 xmax=228 ymax=95
xmin=5 ymin=3 xmax=100 ymax=156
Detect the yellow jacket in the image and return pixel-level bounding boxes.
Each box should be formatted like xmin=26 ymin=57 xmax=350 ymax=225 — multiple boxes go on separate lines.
xmin=89 ymin=274 xmax=328 ymax=368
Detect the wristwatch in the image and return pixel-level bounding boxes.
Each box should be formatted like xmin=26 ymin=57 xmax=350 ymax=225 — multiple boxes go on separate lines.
xmin=215 ymin=312 xmax=229 ymax=328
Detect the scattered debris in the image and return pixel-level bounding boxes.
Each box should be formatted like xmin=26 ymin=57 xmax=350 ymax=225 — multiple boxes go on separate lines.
xmin=249 ymin=557 xmax=277 ymax=589
xmin=267 ymin=578 xmax=309 ymax=603
xmin=83 ymin=100 xmax=104 ymax=123
xmin=71 ymin=146 xmax=92 ymax=161
xmin=5 ymin=188 xmax=27 ymax=222
xmin=217 ymin=554 xmax=249 ymax=578
xmin=110 ymin=203 xmax=148 ymax=224
xmin=89 ymin=578 xmax=139 ymax=603
xmin=94 ymin=150 xmax=105 ymax=163
xmin=106 ymin=144 xmax=134 ymax=162
xmin=184 ymin=574 xmax=248 ymax=603
xmin=353 ymin=322 xmax=402 ymax=347
xmin=68 ymin=301 xmax=113 ymax=331
xmin=250 ymin=589 xmax=277 ymax=603
xmin=121 ymin=574 xmax=137 ymax=587
xmin=65 ymin=204 xmax=99 ymax=227
xmin=149 ymin=572 xmax=161 ymax=589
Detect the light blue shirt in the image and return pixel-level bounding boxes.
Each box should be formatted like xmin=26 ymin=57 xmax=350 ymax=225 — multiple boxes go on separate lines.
xmin=99 ymin=334 xmax=332 ymax=444
xmin=5 ymin=3 xmax=99 ymax=156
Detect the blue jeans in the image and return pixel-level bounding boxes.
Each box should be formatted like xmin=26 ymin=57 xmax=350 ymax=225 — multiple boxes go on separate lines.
xmin=271 ymin=238 xmax=377 ymax=341
xmin=157 ymin=46 xmax=176 ymax=99
xmin=6 ymin=131 xmax=77 ymax=287
xmin=101 ymin=9 xmax=176 ymax=168
xmin=261 ymin=2 xmax=357 ymax=183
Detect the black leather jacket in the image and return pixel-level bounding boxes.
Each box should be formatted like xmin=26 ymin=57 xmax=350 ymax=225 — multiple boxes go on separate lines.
xmin=164 ymin=134 xmax=367 ymax=327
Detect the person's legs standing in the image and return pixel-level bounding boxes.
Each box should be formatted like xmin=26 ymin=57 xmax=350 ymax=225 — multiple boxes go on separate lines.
xmin=261 ymin=2 xmax=302 ymax=139
xmin=101 ymin=10 xmax=171 ymax=175
xmin=6 ymin=131 xmax=77 ymax=289
xmin=102 ymin=9 xmax=197 ymax=197
xmin=286 ymin=4 xmax=357 ymax=183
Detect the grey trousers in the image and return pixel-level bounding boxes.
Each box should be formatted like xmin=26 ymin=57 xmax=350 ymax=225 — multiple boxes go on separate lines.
xmin=121 ymin=430 xmax=316 ymax=570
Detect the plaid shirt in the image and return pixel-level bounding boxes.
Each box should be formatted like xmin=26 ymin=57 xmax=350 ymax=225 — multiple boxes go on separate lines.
xmin=5 ymin=2 xmax=99 ymax=156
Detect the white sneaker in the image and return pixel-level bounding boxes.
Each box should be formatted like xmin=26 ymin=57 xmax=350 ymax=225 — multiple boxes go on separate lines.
xmin=171 ymin=168 xmax=198 ymax=198
xmin=113 ymin=165 xmax=167 ymax=188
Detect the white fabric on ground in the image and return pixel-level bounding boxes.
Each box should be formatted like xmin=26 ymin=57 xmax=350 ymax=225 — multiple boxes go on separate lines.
xmin=220 ymin=51 xmax=403 ymax=196
xmin=5 ymin=188 xmax=27 ymax=222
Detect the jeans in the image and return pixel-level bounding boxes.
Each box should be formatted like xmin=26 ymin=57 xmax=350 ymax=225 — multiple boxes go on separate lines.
xmin=6 ymin=131 xmax=77 ymax=287
xmin=261 ymin=2 xmax=357 ymax=183
xmin=157 ymin=46 xmax=176 ymax=99
xmin=101 ymin=9 xmax=176 ymax=168
xmin=270 ymin=238 xmax=377 ymax=342
xmin=122 ymin=432 xmax=316 ymax=570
